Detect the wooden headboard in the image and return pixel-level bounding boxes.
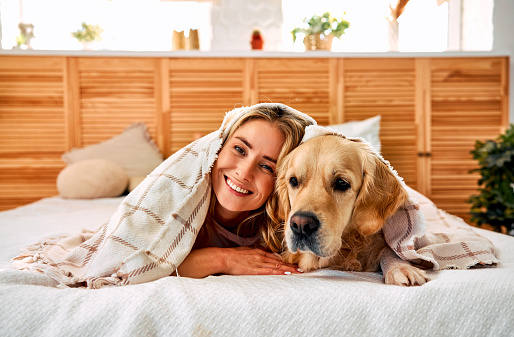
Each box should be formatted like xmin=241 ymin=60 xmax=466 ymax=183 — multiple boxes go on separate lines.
xmin=0 ymin=54 xmax=509 ymax=223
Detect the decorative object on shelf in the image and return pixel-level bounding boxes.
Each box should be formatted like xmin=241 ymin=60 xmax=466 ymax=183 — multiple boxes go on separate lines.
xmin=469 ymin=124 xmax=514 ymax=235
xmin=189 ymin=29 xmax=200 ymax=50
xmin=172 ymin=30 xmax=186 ymax=50
xmin=172 ymin=29 xmax=199 ymax=50
xmin=14 ymin=23 xmax=35 ymax=50
xmin=71 ymin=22 xmax=103 ymax=50
xmin=292 ymin=12 xmax=349 ymax=51
xmin=250 ymin=29 xmax=264 ymax=50
xmin=387 ymin=0 xmax=409 ymax=52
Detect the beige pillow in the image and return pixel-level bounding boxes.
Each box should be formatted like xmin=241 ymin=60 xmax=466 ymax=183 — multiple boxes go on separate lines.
xmin=62 ymin=123 xmax=163 ymax=177
xmin=128 ymin=176 xmax=147 ymax=192
xmin=57 ymin=159 xmax=129 ymax=199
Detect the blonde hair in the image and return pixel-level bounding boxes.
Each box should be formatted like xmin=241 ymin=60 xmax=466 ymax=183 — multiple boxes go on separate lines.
xmin=206 ymin=104 xmax=313 ymax=249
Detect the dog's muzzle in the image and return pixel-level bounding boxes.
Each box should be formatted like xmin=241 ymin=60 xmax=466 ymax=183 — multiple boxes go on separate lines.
xmin=287 ymin=211 xmax=324 ymax=256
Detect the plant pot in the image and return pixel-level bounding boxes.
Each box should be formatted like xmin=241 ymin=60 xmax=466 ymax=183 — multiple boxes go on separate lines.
xmin=303 ymin=34 xmax=333 ymax=51
xmin=251 ymin=39 xmax=264 ymax=50
xmin=81 ymin=41 xmax=94 ymax=50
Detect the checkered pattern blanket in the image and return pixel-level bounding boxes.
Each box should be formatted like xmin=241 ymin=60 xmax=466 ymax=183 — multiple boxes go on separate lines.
xmin=13 ymin=122 xmax=223 ymax=288
xmin=386 ymin=186 xmax=498 ymax=270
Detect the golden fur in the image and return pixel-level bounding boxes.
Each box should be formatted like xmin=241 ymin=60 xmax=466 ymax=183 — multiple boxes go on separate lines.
xmin=276 ymin=135 xmax=429 ymax=286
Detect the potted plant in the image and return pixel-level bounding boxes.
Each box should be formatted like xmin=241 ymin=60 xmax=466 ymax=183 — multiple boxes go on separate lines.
xmin=71 ymin=22 xmax=103 ymax=49
xmin=469 ymin=124 xmax=514 ymax=235
xmin=250 ymin=29 xmax=264 ymax=50
xmin=15 ymin=23 xmax=35 ymax=50
xmin=291 ymin=12 xmax=350 ymax=51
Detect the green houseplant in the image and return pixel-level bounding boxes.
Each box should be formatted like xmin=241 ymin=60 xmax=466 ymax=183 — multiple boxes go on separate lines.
xmin=71 ymin=22 xmax=103 ymax=48
xmin=469 ymin=124 xmax=514 ymax=235
xmin=291 ymin=12 xmax=350 ymax=51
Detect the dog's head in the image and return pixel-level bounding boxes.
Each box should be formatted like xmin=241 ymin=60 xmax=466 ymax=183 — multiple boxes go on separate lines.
xmin=276 ymin=135 xmax=408 ymax=259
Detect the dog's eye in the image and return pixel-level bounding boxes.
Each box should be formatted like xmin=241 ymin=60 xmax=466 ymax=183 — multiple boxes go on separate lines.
xmin=289 ymin=176 xmax=299 ymax=188
xmin=334 ymin=178 xmax=350 ymax=192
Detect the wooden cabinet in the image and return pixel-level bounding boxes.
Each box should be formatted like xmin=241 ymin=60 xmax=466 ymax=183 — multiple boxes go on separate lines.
xmin=70 ymin=57 xmax=162 ymax=148
xmin=0 ymin=56 xmax=67 ymax=210
xmin=426 ymin=57 xmax=509 ymax=218
xmin=0 ymin=54 xmax=509 ymax=223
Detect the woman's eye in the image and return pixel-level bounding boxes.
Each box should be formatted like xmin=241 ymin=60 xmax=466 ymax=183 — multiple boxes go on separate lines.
xmin=234 ymin=146 xmax=245 ymax=155
xmin=289 ymin=176 xmax=298 ymax=188
xmin=334 ymin=178 xmax=350 ymax=192
xmin=261 ymin=164 xmax=274 ymax=174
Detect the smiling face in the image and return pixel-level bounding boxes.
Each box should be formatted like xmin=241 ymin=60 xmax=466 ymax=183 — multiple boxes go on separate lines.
xmin=212 ymin=119 xmax=285 ymax=225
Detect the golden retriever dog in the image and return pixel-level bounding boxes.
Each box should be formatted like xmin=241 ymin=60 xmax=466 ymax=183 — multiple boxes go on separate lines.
xmin=276 ymin=135 xmax=429 ymax=286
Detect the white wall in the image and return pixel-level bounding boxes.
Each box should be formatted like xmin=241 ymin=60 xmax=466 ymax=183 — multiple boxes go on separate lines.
xmin=211 ymin=0 xmax=283 ymax=51
xmin=493 ymin=0 xmax=514 ymax=123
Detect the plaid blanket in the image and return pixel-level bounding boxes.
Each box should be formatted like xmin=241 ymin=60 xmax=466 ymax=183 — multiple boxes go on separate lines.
xmin=386 ymin=186 xmax=498 ymax=270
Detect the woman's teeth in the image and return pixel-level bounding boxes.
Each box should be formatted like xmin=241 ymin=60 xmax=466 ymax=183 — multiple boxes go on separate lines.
xmin=227 ymin=178 xmax=249 ymax=194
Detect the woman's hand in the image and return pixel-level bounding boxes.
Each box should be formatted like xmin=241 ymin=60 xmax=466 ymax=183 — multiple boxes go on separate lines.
xmin=175 ymin=246 xmax=301 ymax=278
xmin=220 ymin=246 xmax=301 ymax=276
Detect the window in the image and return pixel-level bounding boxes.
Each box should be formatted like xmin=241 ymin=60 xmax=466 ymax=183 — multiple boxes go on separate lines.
xmin=0 ymin=0 xmax=493 ymax=52
xmin=282 ymin=0 xmax=493 ymax=52
xmin=1 ymin=0 xmax=212 ymax=51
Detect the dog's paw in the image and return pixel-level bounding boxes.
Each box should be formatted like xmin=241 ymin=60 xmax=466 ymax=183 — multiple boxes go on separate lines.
xmin=298 ymin=252 xmax=322 ymax=272
xmin=384 ymin=265 xmax=429 ymax=286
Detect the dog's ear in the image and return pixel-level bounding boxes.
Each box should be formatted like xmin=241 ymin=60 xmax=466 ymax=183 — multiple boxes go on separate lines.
xmin=352 ymin=146 xmax=409 ymax=236
xmin=275 ymin=154 xmax=292 ymax=222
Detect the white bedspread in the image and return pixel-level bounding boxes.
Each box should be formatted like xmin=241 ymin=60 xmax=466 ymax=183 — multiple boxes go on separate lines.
xmin=1 ymin=197 xmax=513 ymax=337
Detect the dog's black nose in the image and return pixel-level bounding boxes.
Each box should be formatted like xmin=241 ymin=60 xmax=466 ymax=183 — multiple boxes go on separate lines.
xmin=290 ymin=212 xmax=320 ymax=237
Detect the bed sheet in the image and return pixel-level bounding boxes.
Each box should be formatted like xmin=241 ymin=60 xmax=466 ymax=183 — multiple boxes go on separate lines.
xmin=1 ymin=197 xmax=513 ymax=337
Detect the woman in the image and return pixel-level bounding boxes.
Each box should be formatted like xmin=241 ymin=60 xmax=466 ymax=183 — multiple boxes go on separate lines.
xmin=177 ymin=105 xmax=312 ymax=278
xmin=13 ymin=103 xmax=316 ymax=288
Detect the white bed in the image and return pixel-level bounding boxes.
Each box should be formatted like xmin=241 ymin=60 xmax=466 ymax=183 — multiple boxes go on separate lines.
xmin=1 ymin=194 xmax=513 ymax=337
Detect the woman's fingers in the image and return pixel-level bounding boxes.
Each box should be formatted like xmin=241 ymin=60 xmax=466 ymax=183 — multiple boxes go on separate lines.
xmin=224 ymin=247 xmax=302 ymax=275
xmin=255 ymin=255 xmax=299 ymax=273
xmin=258 ymin=262 xmax=301 ymax=275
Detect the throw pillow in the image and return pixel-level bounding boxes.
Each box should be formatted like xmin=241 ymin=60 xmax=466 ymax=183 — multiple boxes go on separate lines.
xmin=62 ymin=123 xmax=163 ymax=177
xmin=57 ymin=159 xmax=129 ymax=199
xmin=328 ymin=115 xmax=381 ymax=152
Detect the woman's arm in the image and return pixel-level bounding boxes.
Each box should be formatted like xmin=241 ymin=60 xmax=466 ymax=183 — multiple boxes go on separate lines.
xmin=174 ymin=246 xmax=301 ymax=278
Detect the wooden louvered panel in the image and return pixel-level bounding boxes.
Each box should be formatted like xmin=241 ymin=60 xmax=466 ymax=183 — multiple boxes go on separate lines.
xmin=0 ymin=56 xmax=66 ymax=210
xmin=77 ymin=58 xmax=160 ymax=148
xmin=0 ymin=57 xmax=67 ymax=153
xmin=430 ymin=58 xmax=506 ymax=221
xmin=168 ymin=59 xmax=245 ymax=153
xmin=0 ymin=156 xmax=64 ymax=210
xmin=0 ymin=55 xmax=508 ymax=214
xmin=343 ymin=58 xmax=418 ymax=189
xmin=256 ymin=59 xmax=331 ymax=125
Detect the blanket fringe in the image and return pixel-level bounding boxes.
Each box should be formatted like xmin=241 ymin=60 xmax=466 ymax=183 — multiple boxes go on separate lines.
xmin=11 ymin=229 xmax=109 ymax=288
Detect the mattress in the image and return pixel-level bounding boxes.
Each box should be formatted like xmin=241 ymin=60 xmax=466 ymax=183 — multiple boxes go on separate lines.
xmin=1 ymin=196 xmax=513 ymax=337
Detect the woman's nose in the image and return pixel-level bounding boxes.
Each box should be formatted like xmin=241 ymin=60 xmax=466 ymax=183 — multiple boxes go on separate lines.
xmin=236 ymin=159 xmax=254 ymax=181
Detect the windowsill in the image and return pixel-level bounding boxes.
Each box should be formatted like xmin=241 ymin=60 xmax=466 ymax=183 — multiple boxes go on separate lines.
xmin=0 ymin=49 xmax=510 ymax=58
